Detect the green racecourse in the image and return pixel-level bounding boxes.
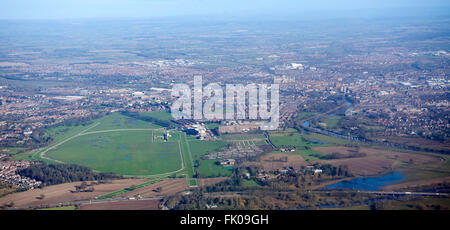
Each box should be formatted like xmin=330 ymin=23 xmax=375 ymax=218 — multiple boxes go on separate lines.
xmin=31 ymin=113 xmax=201 ymax=187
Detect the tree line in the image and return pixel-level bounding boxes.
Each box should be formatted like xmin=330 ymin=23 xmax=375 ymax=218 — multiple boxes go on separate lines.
xmin=17 ymin=163 xmax=121 ymax=187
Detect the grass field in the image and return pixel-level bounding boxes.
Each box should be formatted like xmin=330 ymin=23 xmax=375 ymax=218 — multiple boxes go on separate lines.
xmin=270 ymin=132 xmax=308 ymax=148
xmin=325 ymin=115 xmax=343 ymax=128
xmin=45 ymin=130 xmax=182 ymax=175
xmin=267 ymin=130 xmax=355 ymax=162
xmin=297 ymin=112 xmax=317 ymax=120
xmin=139 ymin=111 xmax=173 ymax=121
xmin=198 ymin=159 xmax=233 ymax=177
xmin=88 ymin=113 xmax=163 ymax=132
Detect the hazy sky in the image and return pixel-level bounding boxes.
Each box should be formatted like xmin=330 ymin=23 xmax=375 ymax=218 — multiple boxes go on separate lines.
xmin=0 ymin=0 xmax=449 ymax=20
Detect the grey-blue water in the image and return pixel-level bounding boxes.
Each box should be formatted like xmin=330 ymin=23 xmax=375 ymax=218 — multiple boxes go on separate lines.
xmin=326 ymin=171 xmax=405 ymax=191
xmin=345 ymin=99 xmax=352 ymax=107
xmin=302 ymin=121 xmax=310 ymax=127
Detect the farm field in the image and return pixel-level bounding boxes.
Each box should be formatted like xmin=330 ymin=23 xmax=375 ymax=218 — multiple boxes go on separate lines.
xmin=246 ymin=153 xmax=309 ymax=171
xmin=313 ymin=146 xmax=444 ymax=177
xmin=198 ymin=159 xmax=233 ymax=177
xmin=269 ymin=131 xmax=309 ymax=148
xmin=0 ymin=179 xmax=147 ymax=208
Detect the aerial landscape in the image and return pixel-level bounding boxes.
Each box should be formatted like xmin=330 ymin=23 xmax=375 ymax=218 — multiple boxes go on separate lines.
xmin=0 ymin=0 xmax=449 ymax=215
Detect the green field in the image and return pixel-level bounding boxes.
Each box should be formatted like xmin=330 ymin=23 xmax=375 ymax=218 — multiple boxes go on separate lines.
xmin=297 ymin=112 xmax=317 ymax=120
xmin=188 ymin=140 xmax=229 ymax=160
xmin=45 ymin=130 xmax=181 ymax=175
xmin=270 ymin=132 xmax=309 ymax=148
xmin=139 ymin=111 xmax=173 ymax=121
xmin=88 ymin=113 xmax=163 ymax=132
xmin=197 ymin=160 xmax=233 ymax=178
xmin=303 ymin=132 xmax=352 ymax=145
xmin=325 ymin=115 xmax=343 ymax=128
xmin=268 ymin=130 xmax=338 ymax=161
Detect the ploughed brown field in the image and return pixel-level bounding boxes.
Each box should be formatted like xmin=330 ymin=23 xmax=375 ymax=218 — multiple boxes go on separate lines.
xmin=313 ymin=146 xmax=442 ymax=176
xmin=116 ymin=178 xmax=187 ymax=198
xmin=79 ymin=199 xmax=161 ymax=210
xmin=245 ymin=153 xmax=309 ymax=171
xmin=0 ymin=179 xmax=147 ymax=208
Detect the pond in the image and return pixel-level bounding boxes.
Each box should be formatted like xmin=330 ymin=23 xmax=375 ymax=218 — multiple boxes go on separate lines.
xmin=325 ymin=171 xmax=405 ymax=191
xmin=345 ymin=98 xmax=353 ymax=107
